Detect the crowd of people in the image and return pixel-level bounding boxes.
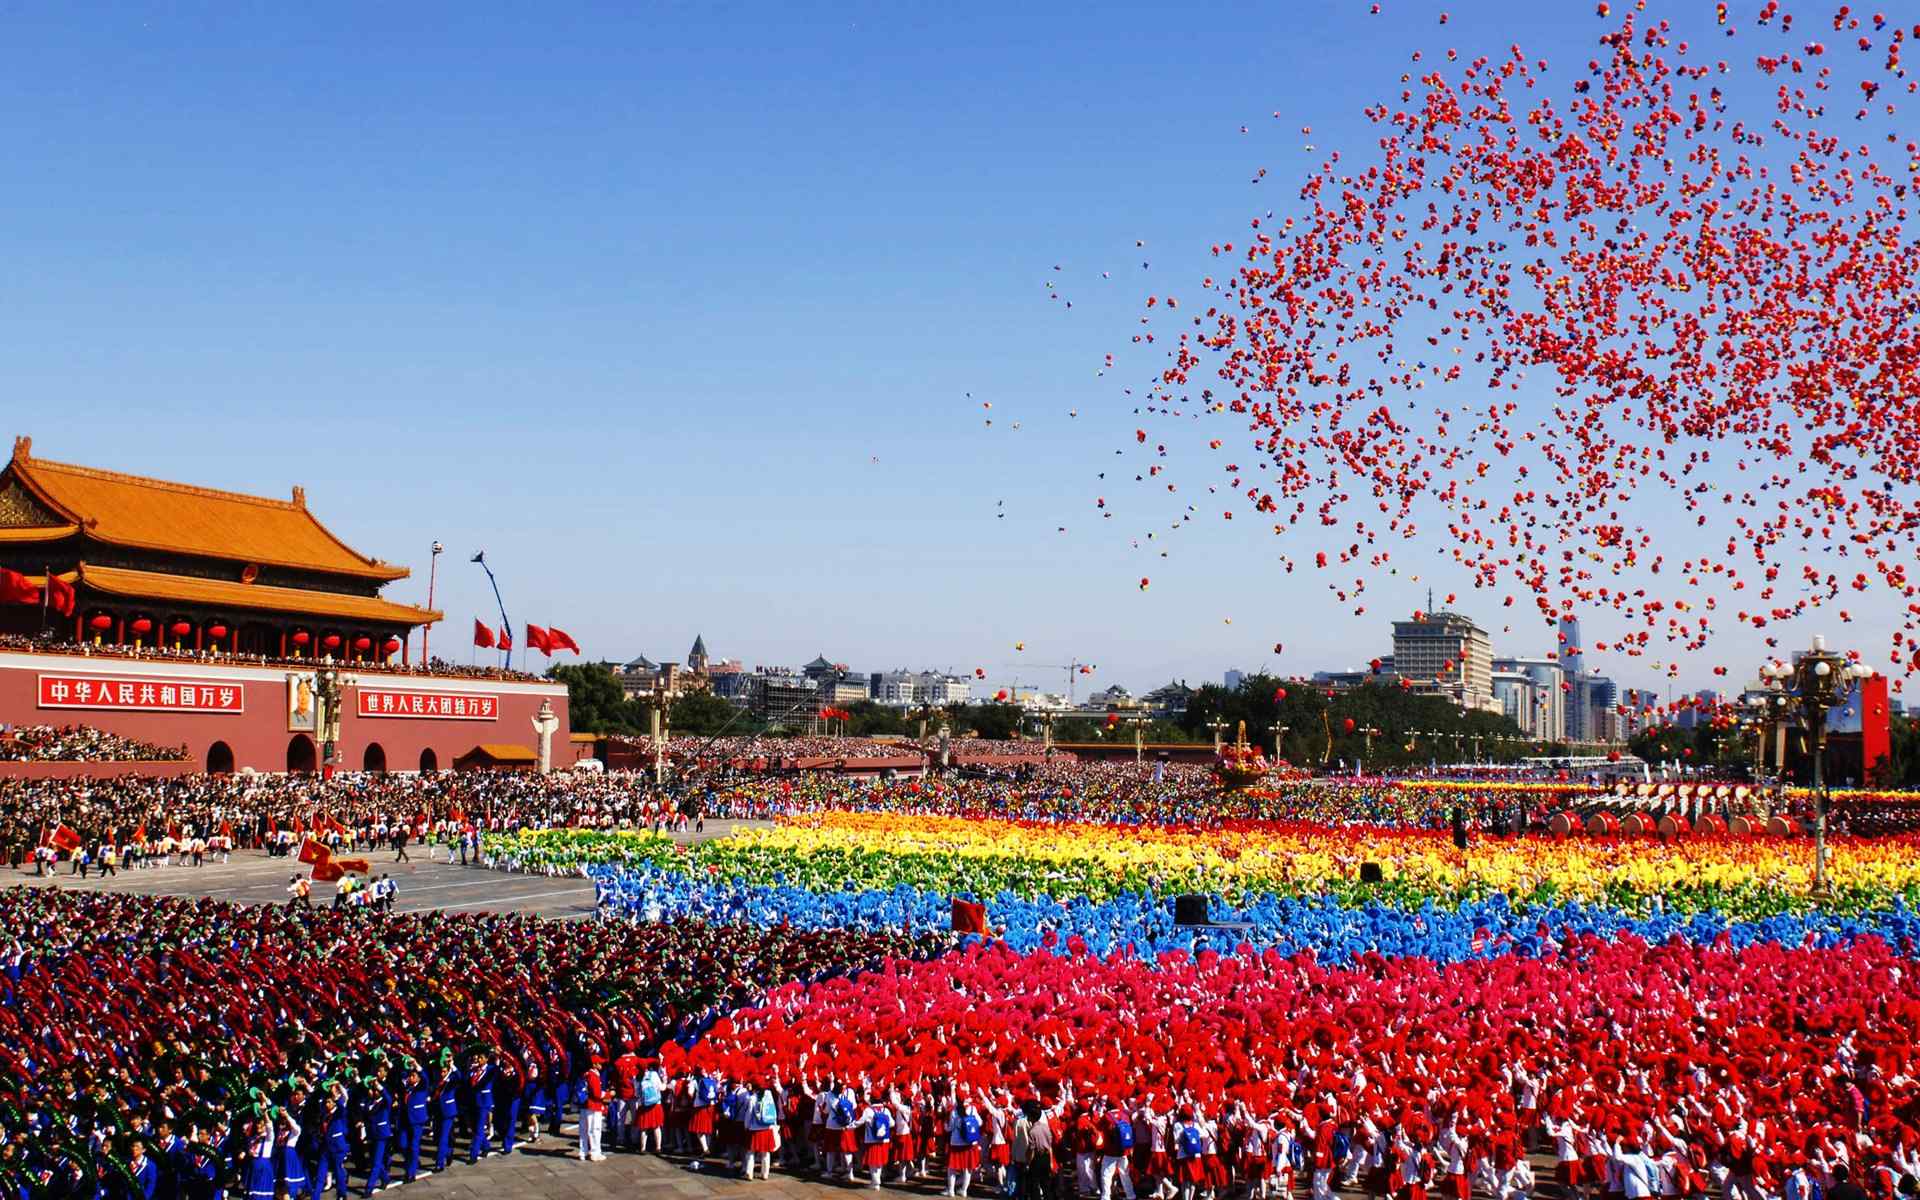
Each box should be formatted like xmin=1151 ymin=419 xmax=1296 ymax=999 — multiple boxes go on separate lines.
xmin=0 ymin=757 xmax=1879 ymax=880
xmin=0 ymin=725 xmax=186 ymax=764
xmin=653 ymin=935 xmax=1920 ymax=1200
xmin=0 ymin=889 xmax=945 ymax=1200
xmin=1 ymin=755 xmax=1916 ymax=1199
xmin=35 ymin=871 xmax=1918 ymax=1200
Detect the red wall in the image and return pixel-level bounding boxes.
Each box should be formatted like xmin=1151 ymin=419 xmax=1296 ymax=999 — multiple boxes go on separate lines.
xmin=0 ymin=650 xmax=570 ymax=774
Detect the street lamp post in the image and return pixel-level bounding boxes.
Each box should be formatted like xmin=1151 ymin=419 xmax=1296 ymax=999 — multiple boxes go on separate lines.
xmin=1358 ymin=725 xmax=1381 ymax=775
xmin=1761 ymin=636 xmax=1875 ymax=894
xmin=421 ymin=541 xmax=443 ymax=665
xmin=1273 ymin=724 xmax=1289 ymax=763
xmin=314 ymin=659 xmax=354 ymax=779
xmin=1207 ymin=718 xmax=1229 ymax=752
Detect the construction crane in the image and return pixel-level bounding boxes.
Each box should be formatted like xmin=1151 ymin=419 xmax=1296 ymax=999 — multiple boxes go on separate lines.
xmin=1002 ymin=658 xmax=1097 ymax=705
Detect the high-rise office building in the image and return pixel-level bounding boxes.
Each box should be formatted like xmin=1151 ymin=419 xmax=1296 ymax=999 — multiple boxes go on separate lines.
xmin=1393 ymin=610 xmax=1495 ymax=711
xmin=1492 ymin=656 xmax=1568 ymax=741
xmin=1558 ymin=615 xmax=1585 ymax=740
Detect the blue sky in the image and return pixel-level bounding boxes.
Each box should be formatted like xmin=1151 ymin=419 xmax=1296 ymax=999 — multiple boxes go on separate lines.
xmin=0 ymin=1 xmax=1883 ymax=701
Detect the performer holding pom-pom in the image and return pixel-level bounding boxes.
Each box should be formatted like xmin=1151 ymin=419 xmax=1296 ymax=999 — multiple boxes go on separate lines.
xmin=948 ymin=1086 xmax=986 ymax=1197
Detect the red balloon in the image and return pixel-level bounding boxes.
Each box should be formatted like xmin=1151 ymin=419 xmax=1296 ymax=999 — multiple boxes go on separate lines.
xmin=1342 ymin=717 xmax=1356 ymax=733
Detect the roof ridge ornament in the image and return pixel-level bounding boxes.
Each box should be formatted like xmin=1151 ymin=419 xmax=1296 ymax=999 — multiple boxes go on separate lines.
xmin=12 ymin=435 xmax=29 ymax=460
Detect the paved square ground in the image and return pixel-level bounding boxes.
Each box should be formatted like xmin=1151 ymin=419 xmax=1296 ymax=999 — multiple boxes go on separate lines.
xmin=0 ymin=819 xmax=770 ymax=918
xmin=402 ymin=1143 xmax=889 ymax=1200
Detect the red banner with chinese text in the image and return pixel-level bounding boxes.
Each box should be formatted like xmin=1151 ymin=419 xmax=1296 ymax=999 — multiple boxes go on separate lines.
xmin=355 ymin=689 xmax=498 ymax=721
xmin=38 ymin=674 xmax=243 ymax=713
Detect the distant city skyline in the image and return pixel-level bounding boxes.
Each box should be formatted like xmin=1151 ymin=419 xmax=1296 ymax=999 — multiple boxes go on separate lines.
xmin=598 ymin=605 xmax=1735 ymax=715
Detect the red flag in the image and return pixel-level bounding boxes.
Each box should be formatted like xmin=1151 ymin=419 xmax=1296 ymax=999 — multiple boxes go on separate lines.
xmin=133 ymin=825 xmax=147 ymax=844
xmin=43 ymin=573 xmax=74 ymax=618
xmin=473 ymin=619 xmax=495 ymax=649
xmin=525 ymin=624 xmax=553 ymax=655
xmin=219 ymin=820 xmax=234 ymax=840
xmin=497 ymin=626 xmax=512 ymax=653
xmin=48 ymin=825 xmax=82 ymax=854
xmin=332 ymin=857 xmax=371 ymax=876
xmin=0 ymin=568 xmax=37 ymax=607
xmin=297 ymin=839 xmax=331 ymax=867
xmin=950 ymin=897 xmax=988 ymax=935
xmin=547 ymin=626 xmax=580 ymax=654
xmin=311 ymin=859 xmax=346 ymax=883
xmin=293 ymin=815 xmax=305 ymax=836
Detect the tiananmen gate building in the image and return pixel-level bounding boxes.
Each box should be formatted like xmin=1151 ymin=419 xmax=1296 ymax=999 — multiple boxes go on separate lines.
xmin=0 ymin=436 xmax=569 ymax=775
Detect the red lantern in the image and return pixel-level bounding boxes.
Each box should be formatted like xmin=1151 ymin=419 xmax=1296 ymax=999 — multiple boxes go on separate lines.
xmin=323 ymin=634 xmax=341 ymax=650
xmin=291 ymin=631 xmax=310 ymax=646
xmin=207 ymin=624 xmax=228 ymax=641
xmin=352 ymin=636 xmax=372 ymax=653
xmin=88 ymin=614 xmax=112 ymax=632
xmin=383 ymin=637 xmax=401 ymax=655
xmin=169 ymin=621 xmax=191 ymax=638
xmin=130 ymin=618 xmax=152 ymax=635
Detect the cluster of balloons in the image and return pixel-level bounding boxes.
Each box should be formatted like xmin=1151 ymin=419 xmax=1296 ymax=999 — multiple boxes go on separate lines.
xmin=1112 ymin=1 xmax=1920 ymax=695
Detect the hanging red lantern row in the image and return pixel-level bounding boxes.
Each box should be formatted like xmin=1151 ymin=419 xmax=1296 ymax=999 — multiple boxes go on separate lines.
xmin=322 ymin=634 xmax=341 ymax=650
xmin=352 ymin=635 xmax=372 ymax=654
xmin=169 ymin=621 xmax=191 ymax=639
xmin=382 ymin=637 xmax=401 ymax=656
xmin=291 ymin=630 xmax=310 ymax=647
xmin=129 ymin=617 xmax=152 ymax=636
xmin=87 ymin=614 xmax=112 ymax=632
xmin=206 ymin=624 xmax=228 ymax=641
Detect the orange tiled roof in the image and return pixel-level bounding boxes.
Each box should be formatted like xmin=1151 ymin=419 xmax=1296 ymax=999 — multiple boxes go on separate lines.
xmin=77 ymin=562 xmax=441 ymax=627
xmin=464 ymin=743 xmax=538 ymax=762
xmin=6 ymin=437 xmax=409 ymax=580
xmin=0 ymin=524 xmax=80 ymax=544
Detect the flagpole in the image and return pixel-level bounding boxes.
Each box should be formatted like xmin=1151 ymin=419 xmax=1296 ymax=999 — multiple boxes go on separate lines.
xmin=40 ymin=563 xmax=50 ymax=634
xmin=471 ymin=552 xmax=512 ymax=671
